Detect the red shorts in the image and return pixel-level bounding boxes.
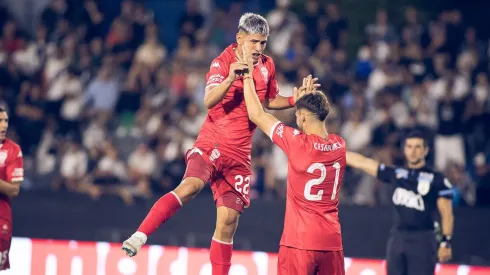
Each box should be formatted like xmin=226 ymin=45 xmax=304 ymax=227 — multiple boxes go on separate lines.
xmin=278 ymin=246 xmax=345 ymax=275
xmin=0 ymin=218 xmax=12 ymax=270
xmin=183 ymin=147 xmax=250 ymax=213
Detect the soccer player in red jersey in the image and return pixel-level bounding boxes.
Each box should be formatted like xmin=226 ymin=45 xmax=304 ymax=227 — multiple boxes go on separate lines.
xmin=240 ymin=45 xmax=347 ymax=275
xmin=0 ymin=106 xmax=24 ymax=271
xmin=122 ymin=13 xmax=308 ymax=274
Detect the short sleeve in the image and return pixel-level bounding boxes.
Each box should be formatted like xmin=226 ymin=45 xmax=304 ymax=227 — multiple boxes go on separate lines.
xmin=269 ymin=122 xmax=302 ymax=155
xmin=436 ymin=176 xmax=455 ymax=199
xmin=377 ymin=163 xmax=405 ymax=184
xmin=205 ymin=58 xmax=229 ymax=90
xmin=266 ymin=60 xmax=279 ymax=100
xmin=6 ymin=148 xmax=23 ymax=182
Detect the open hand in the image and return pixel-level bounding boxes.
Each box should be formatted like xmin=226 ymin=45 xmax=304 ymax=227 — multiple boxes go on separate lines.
xmin=293 ymin=75 xmax=321 ymax=103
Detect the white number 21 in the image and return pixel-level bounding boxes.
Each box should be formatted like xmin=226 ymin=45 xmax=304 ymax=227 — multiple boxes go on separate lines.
xmin=304 ymin=162 xmax=341 ymax=201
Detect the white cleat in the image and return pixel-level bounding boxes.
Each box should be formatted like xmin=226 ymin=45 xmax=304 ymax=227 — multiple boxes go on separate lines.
xmin=121 ymin=232 xmax=147 ymax=257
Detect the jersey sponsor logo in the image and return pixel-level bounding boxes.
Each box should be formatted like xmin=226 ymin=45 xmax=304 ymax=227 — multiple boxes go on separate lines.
xmin=206 ymin=74 xmax=225 ymax=85
xmin=313 ymin=142 xmax=342 ymax=152
xmin=0 ymin=151 xmax=7 ymax=166
xmin=275 ymin=124 xmax=284 ymax=138
xmin=395 ymin=168 xmax=408 ymax=179
xmin=260 ymin=66 xmax=269 ymax=85
xmin=392 ymin=187 xmax=425 ymax=211
xmin=417 ymin=172 xmax=434 ymax=196
xmin=293 ymin=129 xmax=300 ymax=137
xmin=17 ymin=151 xmax=22 ymax=157
xmin=211 ymin=61 xmax=220 ymax=68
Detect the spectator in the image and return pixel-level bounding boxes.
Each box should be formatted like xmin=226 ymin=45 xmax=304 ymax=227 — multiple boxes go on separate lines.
xmin=58 ymin=140 xmax=88 ymax=192
xmin=84 ymin=66 xmax=120 ymax=122
xmin=134 ymin=23 xmax=167 ymax=70
xmin=340 ymin=110 xmax=372 ymax=152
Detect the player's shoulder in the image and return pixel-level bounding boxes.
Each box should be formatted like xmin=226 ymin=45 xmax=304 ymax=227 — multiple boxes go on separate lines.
xmin=2 ymin=139 xmax=21 ymax=152
xmin=261 ymin=54 xmax=276 ymax=69
xmin=211 ymin=44 xmax=236 ymax=65
xmin=327 ymin=134 xmax=346 ymax=145
xmin=421 ymin=167 xmax=448 ymax=184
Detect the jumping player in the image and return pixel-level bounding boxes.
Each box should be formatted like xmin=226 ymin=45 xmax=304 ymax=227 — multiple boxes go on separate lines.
xmin=0 ymin=106 xmax=24 ymax=271
xmin=122 ymin=13 xmax=311 ymax=274
xmin=240 ymin=45 xmax=346 ymax=275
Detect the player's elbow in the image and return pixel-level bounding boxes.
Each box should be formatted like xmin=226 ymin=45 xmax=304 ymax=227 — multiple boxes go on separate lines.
xmin=203 ymin=97 xmax=215 ymax=109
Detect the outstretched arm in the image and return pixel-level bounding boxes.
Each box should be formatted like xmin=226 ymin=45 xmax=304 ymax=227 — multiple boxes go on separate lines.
xmin=264 ymin=77 xmax=320 ymax=110
xmin=346 ymin=151 xmax=380 ymax=177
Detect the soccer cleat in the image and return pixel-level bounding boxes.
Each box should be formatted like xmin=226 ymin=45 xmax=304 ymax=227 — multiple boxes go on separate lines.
xmin=121 ymin=232 xmax=148 ymax=257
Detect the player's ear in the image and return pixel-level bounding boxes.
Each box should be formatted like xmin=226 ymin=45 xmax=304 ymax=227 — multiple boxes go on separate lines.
xmin=236 ymin=32 xmax=243 ymax=45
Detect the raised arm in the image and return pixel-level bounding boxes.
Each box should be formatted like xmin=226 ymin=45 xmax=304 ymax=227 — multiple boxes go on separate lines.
xmin=264 ymin=77 xmax=320 ymax=110
xmin=203 ymin=58 xmax=249 ymax=109
xmin=346 ymin=151 xmax=380 ymax=177
xmin=240 ymin=46 xmax=279 ymax=135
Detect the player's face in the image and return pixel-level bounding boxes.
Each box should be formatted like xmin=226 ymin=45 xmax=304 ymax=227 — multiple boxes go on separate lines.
xmin=0 ymin=112 xmax=8 ymax=141
xmin=237 ymin=33 xmax=267 ymax=63
xmin=404 ymin=138 xmax=428 ymax=166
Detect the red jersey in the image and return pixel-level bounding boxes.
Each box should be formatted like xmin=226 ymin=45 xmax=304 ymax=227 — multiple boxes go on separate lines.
xmin=195 ymin=43 xmax=279 ymax=165
xmin=0 ymin=139 xmax=23 ymax=220
xmin=270 ymin=122 xmax=346 ymax=251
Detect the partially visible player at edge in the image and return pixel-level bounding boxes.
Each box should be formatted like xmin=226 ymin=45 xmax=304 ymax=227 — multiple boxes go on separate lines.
xmin=240 ymin=45 xmax=346 ymax=275
xmin=122 ymin=13 xmax=314 ymax=275
xmin=346 ymin=131 xmax=454 ymax=275
xmin=0 ymin=106 xmax=24 ymax=271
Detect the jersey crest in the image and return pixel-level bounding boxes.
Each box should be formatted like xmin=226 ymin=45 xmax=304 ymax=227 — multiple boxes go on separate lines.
xmin=417 ymin=172 xmax=434 ymax=196
xmin=260 ymin=66 xmax=269 ymax=85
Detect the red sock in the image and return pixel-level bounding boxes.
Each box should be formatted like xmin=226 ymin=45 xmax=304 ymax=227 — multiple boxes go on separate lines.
xmin=137 ymin=192 xmax=183 ymax=236
xmin=210 ymin=238 xmax=233 ymax=275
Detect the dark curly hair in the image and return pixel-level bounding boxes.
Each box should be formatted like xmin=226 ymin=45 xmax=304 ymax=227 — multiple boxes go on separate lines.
xmin=295 ymin=92 xmax=330 ymax=121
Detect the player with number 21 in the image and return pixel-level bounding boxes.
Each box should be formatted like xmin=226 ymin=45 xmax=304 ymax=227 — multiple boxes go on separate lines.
xmin=240 ymin=44 xmax=347 ymax=275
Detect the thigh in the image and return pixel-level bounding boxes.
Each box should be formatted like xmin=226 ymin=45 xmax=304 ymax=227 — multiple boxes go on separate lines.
xmin=0 ymin=219 xmax=12 ymax=270
xmin=278 ymin=246 xmax=316 ymax=275
xmin=212 ymin=158 xmax=251 ymax=212
xmin=317 ymin=250 xmax=345 ymax=275
xmin=386 ymin=234 xmax=407 ymax=275
xmin=406 ymin=234 xmax=437 ymax=275
xmin=183 ymin=147 xmax=215 ymax=184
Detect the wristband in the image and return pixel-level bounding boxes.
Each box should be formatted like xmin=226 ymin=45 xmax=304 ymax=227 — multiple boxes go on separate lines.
xmin=288 ymin=96 xmax=295 ymax=107
xmin=440 ymin=235 xmax=452 ymax=248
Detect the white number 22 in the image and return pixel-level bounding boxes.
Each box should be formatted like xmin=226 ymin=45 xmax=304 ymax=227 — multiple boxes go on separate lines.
xmin=304 ymin=162 xmax=341 ymax=201
xmin=234 ymin=175 xmax=250 ymax=195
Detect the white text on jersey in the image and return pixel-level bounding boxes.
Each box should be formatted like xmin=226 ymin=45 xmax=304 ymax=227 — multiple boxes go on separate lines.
xmin=392 ymin=187 xmax=425 ymax=211
xmin=313 ymin=142 xmax=343 ymax=152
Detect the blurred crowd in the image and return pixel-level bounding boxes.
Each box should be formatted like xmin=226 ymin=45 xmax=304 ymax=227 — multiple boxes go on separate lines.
xmin=0 ymin=0 xmax=489 ymax=207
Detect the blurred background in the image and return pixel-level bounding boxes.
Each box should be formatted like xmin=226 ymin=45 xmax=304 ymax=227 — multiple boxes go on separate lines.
xmin=1 ymin=0 xmax=490 ymax=273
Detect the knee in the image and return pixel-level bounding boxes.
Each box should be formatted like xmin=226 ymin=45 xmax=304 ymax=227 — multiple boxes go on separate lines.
xmin=215 ymin=208 xmax=240 ymax=237
xmin=173 ymin=177 xmax=205 ymax=202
